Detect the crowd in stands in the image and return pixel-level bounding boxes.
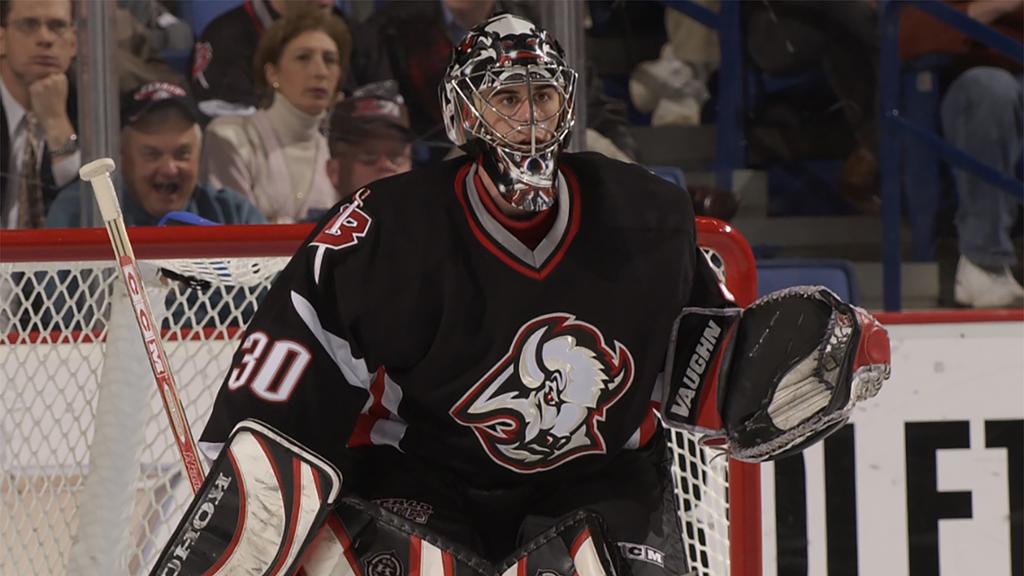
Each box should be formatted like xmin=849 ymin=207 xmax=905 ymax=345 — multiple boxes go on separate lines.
xmin=200 ymin=6 xmax=348 ymax=222
xmin=901 ymin=0 xmax=1023 ymax=307
xmin=1 ymin=0 xmax=1021 ymax=308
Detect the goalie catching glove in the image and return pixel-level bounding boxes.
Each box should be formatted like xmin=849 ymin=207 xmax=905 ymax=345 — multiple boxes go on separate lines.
xmin=660 ymin=286 xmax=890 ymax=462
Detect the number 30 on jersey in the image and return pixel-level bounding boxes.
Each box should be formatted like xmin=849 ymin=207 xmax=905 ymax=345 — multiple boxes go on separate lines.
xmin=227 ymin=331 xmax=312 ymax=402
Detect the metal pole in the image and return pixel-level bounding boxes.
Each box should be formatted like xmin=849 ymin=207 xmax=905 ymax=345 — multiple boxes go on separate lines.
xmin=76 ymin=0 xmax=120 ymax=227
xmin=715 ymin=1 xmax=742 ymax=192
xmin=879 ymin=0 xmax=903 ymax=311
xmin=537 ymin=0 xmax=587 ymax=152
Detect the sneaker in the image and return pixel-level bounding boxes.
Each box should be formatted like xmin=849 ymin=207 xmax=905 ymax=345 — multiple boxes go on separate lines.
xmin=954 ymin=256 xmax=1024 ymax=308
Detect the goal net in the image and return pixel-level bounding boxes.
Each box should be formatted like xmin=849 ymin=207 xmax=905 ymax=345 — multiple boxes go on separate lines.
xmin=0 ymin=219 xmax=760 ymax=576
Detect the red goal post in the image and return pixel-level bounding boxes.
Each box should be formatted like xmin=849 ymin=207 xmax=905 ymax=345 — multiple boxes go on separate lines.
xmin=0 ymin=218 xmax=760 ymax=576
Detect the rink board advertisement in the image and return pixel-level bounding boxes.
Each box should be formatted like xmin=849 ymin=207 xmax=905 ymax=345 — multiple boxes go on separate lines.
xmin=759 ymin=312 xmax=1024 ymax=576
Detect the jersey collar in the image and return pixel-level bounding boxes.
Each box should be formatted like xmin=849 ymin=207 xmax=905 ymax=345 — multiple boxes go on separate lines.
xmin=456 ymin=161 xmax=581 ymax=280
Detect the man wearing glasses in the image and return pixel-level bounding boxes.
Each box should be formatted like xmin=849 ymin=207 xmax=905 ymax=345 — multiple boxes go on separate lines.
xmin=0 ymin=0 xmax=79 ymax=229
xmin=326 ymin=83 xmax=414 ymax=201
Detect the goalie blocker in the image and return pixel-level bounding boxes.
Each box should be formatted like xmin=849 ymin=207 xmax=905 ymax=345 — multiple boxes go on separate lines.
xmin=661 ymin=286 xmax=890 ymax=462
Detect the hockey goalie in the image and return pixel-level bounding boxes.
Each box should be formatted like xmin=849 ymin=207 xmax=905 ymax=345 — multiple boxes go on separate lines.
xmin=151 ymin=14 xmax=890 ymax=576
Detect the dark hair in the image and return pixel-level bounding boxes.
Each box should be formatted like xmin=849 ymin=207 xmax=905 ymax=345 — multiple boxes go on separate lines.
xmin=253 ymin=7 xmax=352 ymax=108
xmin=1 ymin=0 xmax=76 ymax=27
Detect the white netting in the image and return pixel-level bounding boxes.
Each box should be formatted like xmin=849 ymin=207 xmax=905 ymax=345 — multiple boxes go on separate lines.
xmin=0 ymin=257 xmax=280 ymax=575
xmin=1 ymin=245 xmax=752 ymax=576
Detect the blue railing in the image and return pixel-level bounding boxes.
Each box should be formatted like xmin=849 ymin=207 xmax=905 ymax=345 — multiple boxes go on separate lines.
xmin=663 ymin=0 xmax=744 ymax=192
xmin=879 ymin=0 xmax=1024 ymax=310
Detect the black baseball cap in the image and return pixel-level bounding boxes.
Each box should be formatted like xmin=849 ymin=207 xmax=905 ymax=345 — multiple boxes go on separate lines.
xmin=329 ymin=91 xmax=413 ymax=145
xmin=121 ymin=81 xmax=202 ymax=128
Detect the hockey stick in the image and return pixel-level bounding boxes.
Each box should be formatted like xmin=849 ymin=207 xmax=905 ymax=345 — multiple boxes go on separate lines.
xmin=80 ymin=158 xmax=206 ymax=494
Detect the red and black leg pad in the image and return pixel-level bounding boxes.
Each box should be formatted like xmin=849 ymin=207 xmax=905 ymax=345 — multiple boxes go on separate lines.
xmin=302 ymin=501 xmax=621 ymax=576
xmin=498 ymin=512 xmax=622 ymax=576
xmin=660 ymin=286 xmax=891 ymax=462
xmin=150 ymin=419 xmax=342 ymax=576
xmin=304 ymin=497 xmax=494 ymax=576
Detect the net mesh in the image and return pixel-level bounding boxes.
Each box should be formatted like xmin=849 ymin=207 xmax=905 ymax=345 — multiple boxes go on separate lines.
xmin=1 ymin=244 xmax=751 ymax=575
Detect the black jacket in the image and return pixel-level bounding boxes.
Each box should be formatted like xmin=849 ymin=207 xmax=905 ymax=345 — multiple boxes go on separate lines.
xmin=0 ymin=77 xmax=78 ymax=226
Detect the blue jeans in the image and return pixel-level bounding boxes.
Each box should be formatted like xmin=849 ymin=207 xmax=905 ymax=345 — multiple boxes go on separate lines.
xmin=940 ymin=66 xmax=1023 ymax=269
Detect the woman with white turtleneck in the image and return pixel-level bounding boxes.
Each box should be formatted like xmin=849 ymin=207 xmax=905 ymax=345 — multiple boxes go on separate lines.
xmin=201 ymin=9 xmax=350 ymax=223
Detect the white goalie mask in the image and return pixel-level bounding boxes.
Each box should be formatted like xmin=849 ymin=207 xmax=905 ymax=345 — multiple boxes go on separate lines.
xmin=441 ymin=14 xmax=578 ymax=212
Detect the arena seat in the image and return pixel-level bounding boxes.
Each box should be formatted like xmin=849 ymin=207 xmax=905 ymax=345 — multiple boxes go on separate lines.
xmin=756 ymin=259 xmax=859 ymax=304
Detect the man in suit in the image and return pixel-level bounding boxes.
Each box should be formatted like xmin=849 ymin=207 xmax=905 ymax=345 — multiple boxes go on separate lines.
xmin=0 ymin=0 xmax=80 ymax=229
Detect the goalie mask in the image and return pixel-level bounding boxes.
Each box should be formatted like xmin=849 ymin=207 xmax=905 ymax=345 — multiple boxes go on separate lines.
xmin=441 ymin=13 xmax=578 ymax=212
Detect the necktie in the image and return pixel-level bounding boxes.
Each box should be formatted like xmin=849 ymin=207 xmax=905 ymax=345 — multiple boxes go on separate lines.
xmin=17 ymin=113 xmax=45 ymax=229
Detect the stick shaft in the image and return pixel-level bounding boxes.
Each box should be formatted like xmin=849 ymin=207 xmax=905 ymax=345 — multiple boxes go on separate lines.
xmin=83 ymin=161 xmax=206 ymax=493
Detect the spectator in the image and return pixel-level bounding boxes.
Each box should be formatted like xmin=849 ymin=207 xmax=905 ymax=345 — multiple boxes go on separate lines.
xmin=326 ymin=81 xmax=413 ymax=199
xmin=902 ymin=0 xmax=1023 ymax=308
xmin=743 ymin=0 xmax=880 ymax=213
xmin=1 ymin=0 xmax=80 ymax=229
xmin=629 ymin=3 xmax=718 ymax=128
xmin=190 ymin=0 xmax=339 ymax=117
xmin=200 ymin=9 xmax=349 ymax=224
xmin=46 ymin=81 xmax=265 ymax=227
xmin=115 ymin=0 xmax=191 ymax=92
xmin=349 ymin=0 xmax=638 ymax=162
xmin=118 ymin=0 xmax=192 ymax=55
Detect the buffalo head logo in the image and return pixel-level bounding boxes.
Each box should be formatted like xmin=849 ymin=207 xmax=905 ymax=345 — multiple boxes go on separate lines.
xmin=451 ymin=313 xmax=634 ymax=472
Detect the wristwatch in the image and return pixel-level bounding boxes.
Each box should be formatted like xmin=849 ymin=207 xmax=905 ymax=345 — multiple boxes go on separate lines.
xmin=48 ymin=133 xmax=79 ymax=158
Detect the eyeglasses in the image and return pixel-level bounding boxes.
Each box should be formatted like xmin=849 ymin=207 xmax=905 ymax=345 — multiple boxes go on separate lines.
xmin=8 ymin=17 xmax=73 ymax=38
xmin=353 ymin=150 xmax=411 ymax=167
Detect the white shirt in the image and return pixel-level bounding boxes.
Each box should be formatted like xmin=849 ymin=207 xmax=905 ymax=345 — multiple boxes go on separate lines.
xmin=1 ymin=76 xmax=81 ymax=228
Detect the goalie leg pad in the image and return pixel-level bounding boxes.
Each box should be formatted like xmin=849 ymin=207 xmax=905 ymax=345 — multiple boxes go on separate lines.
xmin=499 ymin=512 xmax=622 ymax=576
xmin=306 ymin=501 xmax=623 ymax=576
xmin=150 ymin=419 xmax=342 ymax=576
xmin=309 ymin=497 xmax=494 ymax=576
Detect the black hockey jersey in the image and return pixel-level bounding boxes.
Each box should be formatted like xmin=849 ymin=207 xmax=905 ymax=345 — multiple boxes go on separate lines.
xmin=201 ymin=152 xmax=729 ymax=490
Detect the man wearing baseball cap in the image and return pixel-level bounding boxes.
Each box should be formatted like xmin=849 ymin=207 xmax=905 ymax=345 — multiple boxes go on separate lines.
xmin=326 ymin=84 xmax=414 ymax=200
xmin=46 ymin=81 xmax=265 ymax=227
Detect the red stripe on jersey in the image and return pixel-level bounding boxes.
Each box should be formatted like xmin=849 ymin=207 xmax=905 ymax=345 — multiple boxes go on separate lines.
xmin=637 ymin=406 xmax=658 ymax=448
xmin=328 ymin=515 xmax=362 ymax=576
xmin=517 ymin=557 xmax=528 ymax=576
xmin=454 ymin=162 xmax=581 ymax=281
xmin=348 ymin=367 xmax=390 ymax=448
xmin=409 ymin=535 xmax=423 ymax=576
xmin=442 ymin=551 xmax=456 ymax=576
xmin=203 ymin=450 xmax=247 ymax=576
